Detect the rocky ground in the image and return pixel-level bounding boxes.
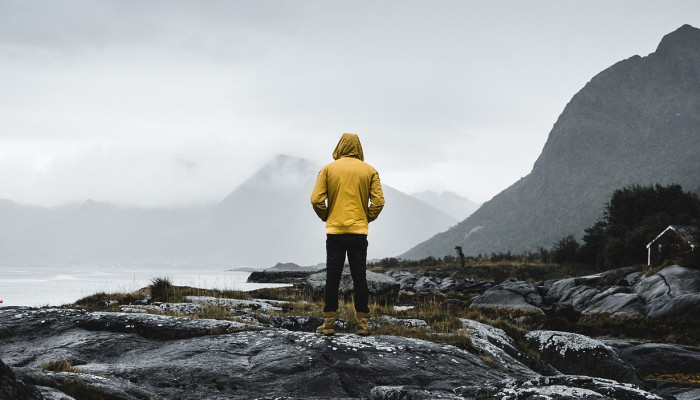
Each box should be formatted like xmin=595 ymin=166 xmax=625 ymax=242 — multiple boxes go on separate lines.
xmin=1 ymin=265 xmax=698 ymax=400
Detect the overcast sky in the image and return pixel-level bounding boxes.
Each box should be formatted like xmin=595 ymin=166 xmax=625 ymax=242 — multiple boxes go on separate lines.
xmin=1 ymin=1 xmax=699 ymax=208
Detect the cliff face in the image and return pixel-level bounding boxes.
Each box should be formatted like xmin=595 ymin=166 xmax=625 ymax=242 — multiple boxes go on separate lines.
xmin=402 ymin=25 xmax=700 ymax=259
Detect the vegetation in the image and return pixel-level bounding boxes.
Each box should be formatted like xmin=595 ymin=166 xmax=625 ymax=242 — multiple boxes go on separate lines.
xmin=55 ymin=183 xmax=698 ymax=395
xmin=369 ymin=254 xmax=599 ymax=283
xmin=35 ymin=360 xmax=149 ymax=400
xmin=394 ymin=183 xmax=699 ymax=273
xmin=43 ymin=359 xmax=82 ymax=374
xmin=645 ymin=373 xmax=700 ymax=384
xmin=548 ymin=183 xmax=700 ymax=268
xmin=149 ymin=277 xmax=180 ymax=303
xmin=73 ymin=278 xmax=255 ymax=311
xmin=590 ymin=183 xmax=699 ymax=266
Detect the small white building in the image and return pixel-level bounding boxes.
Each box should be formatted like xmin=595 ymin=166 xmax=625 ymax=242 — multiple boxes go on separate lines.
xmin=646 ymin=225 xmax=699 ymax=265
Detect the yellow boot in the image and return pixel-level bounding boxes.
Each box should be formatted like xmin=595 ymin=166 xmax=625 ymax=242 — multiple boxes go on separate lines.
xmin=316 ymin=311 xmax=336 ymax=336
xmin=356 ymin=312 xmax=370 ymax=336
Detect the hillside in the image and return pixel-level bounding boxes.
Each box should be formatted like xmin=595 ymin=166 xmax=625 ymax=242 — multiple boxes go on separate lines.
xmin=203 ymin=155 xmax=457 ymax=265
xmin=411 ymin=190 xmax=480 ymax=220
xmin=401 ymin=24 xmax=700 ymax=260
xmin=0 ymin=155 xmax=456 ymax=267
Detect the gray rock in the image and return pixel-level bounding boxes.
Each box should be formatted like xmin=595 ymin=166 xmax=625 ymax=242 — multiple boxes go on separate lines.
xmin=461 ymin=319 xmax=557 ymax=378
xmin=247 ymin=268 xmax=320 ymax=283
xmin=437 ymin=277 xmax=457 ymax=291
xmin=269 ymin=315 xmax=324 ymax=332
xmin=605 ymin=339 xmax=700 ymax=378
xmin=469 ymin=280 xmax=544 ymax=314
xmin=377 ymin=316 xmax=429 ymax=329
xmin=384 ymin=270 xmax=417 ymax=291
xmin=23 ymin=370 xmax=153 ymax=400
xmin=1 ymin=357 xmax=43 ymax=400
xmin=383 ymin=270 xmax=493 ymax=294
xmin=477 ymin=265 xmax=700 ymax=321
xmin=564 ymin=286 xmax=603 ymax=312
xmin=412 ymin=275 xmax=438 ymax=291
xmin=583 ymin=292 xmax=645 ymax=318
xmin=635 ymin=265 xmax=700 ymax=319
xmin=306 ymin=269 xmax=400 ymax=305
xmin=470 ymin=289 xmax=543 ymax=314
xmin=0 ymin=307 xmax=509 ymax=400
xmin=36 ymin=386 xmax=78 ymax=400
xmin=524 ymin=330 xmax=642 ymax=386
xmin=367 ymin=385 xmax=463 ymax=400
xmin=1 ymin=302 xmax=686 ymax=400
xmin=545 ymin=277 xmax=579 ymax=303
xmin=490 ymin=375 xmax=664 ymax=400
xmin=675 ymin=388 xmax=700 ymax=400
xmin=647 ymin=293 xmax=700 ymax=319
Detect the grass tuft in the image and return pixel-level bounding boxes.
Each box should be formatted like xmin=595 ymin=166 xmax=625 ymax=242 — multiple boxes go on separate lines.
xmin=150 ymin=277 xmax=181 ymax=303
xmin=42 ymin=359 xmax=82 ymax=373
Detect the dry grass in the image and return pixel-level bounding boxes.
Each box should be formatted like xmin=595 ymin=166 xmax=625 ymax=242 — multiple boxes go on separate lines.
xmin=576 ymin=314 xmax=700 ymax=346
xmin=42 ymin=359 xmax=82 ymax=374
xmin=646 ymin=373 xmax=700 ymax=384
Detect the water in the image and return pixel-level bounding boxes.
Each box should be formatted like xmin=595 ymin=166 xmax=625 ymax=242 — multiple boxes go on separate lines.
xmin=0 ymin=263 xmax=289 ymax=307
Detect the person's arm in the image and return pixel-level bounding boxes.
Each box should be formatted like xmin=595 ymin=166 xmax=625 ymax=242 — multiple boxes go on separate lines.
xmin=367 ymin=170 xmax=384 ymax=222
xmin=310 ymin=169 xmax=329 ymax=221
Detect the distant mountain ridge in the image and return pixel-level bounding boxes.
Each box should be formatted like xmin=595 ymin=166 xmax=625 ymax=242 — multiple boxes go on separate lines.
xmin=0 ymin=154 xmax=457 ymax=267
xmin=203 ymin=154 xmax=457 ymax=265
xmin=401 ymin=24 xmax=700 ymax=260
xmin=411 ymin=190 xmax=480 ymax=220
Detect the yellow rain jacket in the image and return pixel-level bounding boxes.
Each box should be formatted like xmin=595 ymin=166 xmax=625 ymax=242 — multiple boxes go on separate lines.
xmin=311 ymin=133 xmax=385 ymax=234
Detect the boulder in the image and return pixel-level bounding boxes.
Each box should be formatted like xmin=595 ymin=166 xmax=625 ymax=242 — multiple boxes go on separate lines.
xmin=646 ymin=293 xmax=700 ymax=319
xmin=469 ymin=279 xmax=544 ymax=314
xmin=525 ymin=330 xmax=642 ymax=386
xmin=413 ymin=275 xmax=438 ymax=291
xmin=306 ymin=269 xmax=400 ymax=305
xmin=382 ymin=270 xmax=493 ymax=294
xmin=461 ymin=319 xmax=557 ymax=378
xmin=583 ymin=292 xmax=645 ymax=318
xmin=635 ymin=265 xmax=700 ymax=319
xmin=383 ymin=270 xmax=416 ymax=291
xmin=605 ymin=339 xmax=700 ymax=378
xmin=476 ymin=265 xmax=700 ymax=321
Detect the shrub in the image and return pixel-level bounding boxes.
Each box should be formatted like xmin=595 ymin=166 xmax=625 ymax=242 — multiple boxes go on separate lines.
xmin=150 ymin=277 xmax=181 ymax=303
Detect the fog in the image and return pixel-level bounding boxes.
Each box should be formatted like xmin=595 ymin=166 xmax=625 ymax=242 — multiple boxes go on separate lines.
xmin=1 ymin=1 xmax=698 ymax=207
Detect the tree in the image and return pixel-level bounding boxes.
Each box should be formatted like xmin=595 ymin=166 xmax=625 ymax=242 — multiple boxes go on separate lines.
xmin=583 ymin=184 xmax=700 ymax=266
xmin=454 ymin=246 xmax=466 ymax=268
xmin=552 ymin=235 xmax=580 ymax=264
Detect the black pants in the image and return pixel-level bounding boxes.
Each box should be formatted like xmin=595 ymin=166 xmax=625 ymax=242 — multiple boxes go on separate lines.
xmin=324 ymin=234 xmax=369 ymax=313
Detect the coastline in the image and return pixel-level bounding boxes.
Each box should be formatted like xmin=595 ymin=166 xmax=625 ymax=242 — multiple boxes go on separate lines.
xmin=0 ymin=264 xmax=289 ymax=307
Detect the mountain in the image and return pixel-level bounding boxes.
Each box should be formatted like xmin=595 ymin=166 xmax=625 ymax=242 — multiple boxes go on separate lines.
xmin=401 ymin=24 xmax=700 ymax=260
xmin=411 ymin=190 xmax=480 ymax=220
xmin=0 ymin=155 xmax=457 ymax=267
xmin=0 ymin=199 xmax=205 ymax=265
xmin=203 ymin=154 xmax=457 ymax=265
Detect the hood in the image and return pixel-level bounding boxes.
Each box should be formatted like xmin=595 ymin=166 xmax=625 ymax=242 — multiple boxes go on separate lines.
xmin=332 ymin=133 xmax=364 ymax=161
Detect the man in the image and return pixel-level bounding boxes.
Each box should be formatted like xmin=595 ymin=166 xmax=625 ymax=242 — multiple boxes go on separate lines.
xmin=311 ymin=133 xmax=385 ymax=336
